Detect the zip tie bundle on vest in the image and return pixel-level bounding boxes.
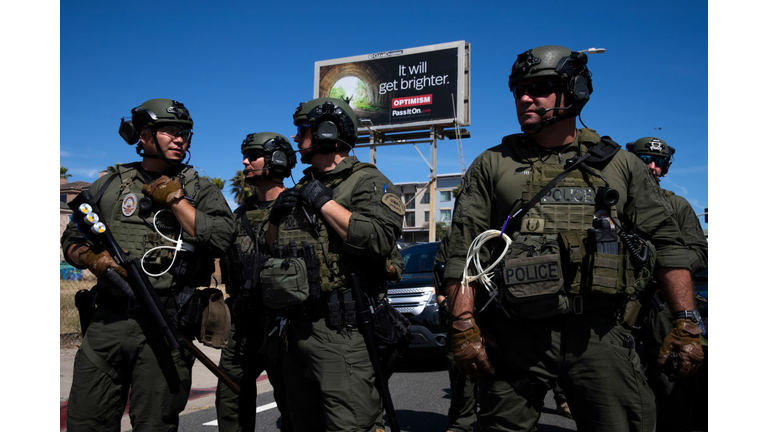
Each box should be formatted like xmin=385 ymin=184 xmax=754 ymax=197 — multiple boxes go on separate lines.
xmin=141 ymin=209 xmax=187 ymax=277
xmin=461 ymin=229 xmax=513 ymax=297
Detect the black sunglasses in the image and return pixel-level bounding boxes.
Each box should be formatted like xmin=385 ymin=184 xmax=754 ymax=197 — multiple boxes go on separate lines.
xmin=511 ymin=81 xmax=559 ymax=99
xmin=157 ymin=125 xmax=193 ymax=141
xmin=296 ymin=123 xmax=312 ymax=136
xmin=243 ymin=149 xmax=266 ymax=161
xmin=639 ymin=154 xmax=670 ymax=168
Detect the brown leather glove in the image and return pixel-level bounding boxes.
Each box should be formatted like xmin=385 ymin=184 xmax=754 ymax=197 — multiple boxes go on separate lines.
xmin=142 ymin=175 xmax=185 ymax=207
xmin=79 ymin=248 xmax=128 ymax=279
xmin=657 ymin=319 xmax=705 ymax=379
xmin=450 ymin=317 xmax=494 ymax=378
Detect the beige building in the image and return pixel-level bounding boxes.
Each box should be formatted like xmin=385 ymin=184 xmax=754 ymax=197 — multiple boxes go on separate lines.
xmin=395 ymin=173 xmax=462 ymax=243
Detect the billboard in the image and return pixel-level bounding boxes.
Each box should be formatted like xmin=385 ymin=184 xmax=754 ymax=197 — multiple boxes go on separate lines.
xmin=314 ymin=41 xmax=470 ymax=133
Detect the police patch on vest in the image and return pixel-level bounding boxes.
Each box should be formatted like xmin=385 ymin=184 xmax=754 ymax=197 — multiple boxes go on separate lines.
xmin=382 ymin=192 xmax=406 ymax=216
xmin=540 ymin=187 xmax=595 ymax=204
xmin=122 ymin=193 xmax=138 ymax=216
xmin=504 ymin=258 xmax=561 ymax=286
xmin=239 ymin=236 xmax=252 ymax=254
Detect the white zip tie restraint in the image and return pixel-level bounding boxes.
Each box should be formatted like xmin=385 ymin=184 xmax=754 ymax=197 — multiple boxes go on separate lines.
xmin=141 ymin=209 xmax=187 ymax=277
xmin=461 ymin=229 xmax=513 ymax=297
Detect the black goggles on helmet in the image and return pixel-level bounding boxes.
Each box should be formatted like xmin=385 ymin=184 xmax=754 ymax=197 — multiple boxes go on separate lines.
xmin=511 ymin=80 xmax=559 ymax=99
xmin=639 ymin=154 xmax=670 ymax=168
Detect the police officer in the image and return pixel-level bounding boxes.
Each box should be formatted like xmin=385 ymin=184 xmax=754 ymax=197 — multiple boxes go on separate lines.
xmin=216 ymin=132 xmax=297 ymax=431
xmin=627 ymin=137 xmax=708 ymax=431
xmin=442 ymin=46 xmax=704 ymax=431
xmin=62 ymin=98 xmax=236 ymax=431
xmin=265 ymin=97 xmax=404 ymax=432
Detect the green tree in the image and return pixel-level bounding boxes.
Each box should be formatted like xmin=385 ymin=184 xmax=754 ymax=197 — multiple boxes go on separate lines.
xmin=105 ymin=163 xmax=121 ymax=174
xmin=329 ymin=86 xmax=347 ymax=100
xmin=60 ymin=166 xmax=72 ymax=179
xmin=203 ymin=176 xmax=225 ymax=190
xmin=229 ymin=170 xmax=255 ymax=205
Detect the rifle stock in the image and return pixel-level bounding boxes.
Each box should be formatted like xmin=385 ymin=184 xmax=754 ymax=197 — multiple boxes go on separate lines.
xmin=69 ymin=190 xmax=240 ymax=395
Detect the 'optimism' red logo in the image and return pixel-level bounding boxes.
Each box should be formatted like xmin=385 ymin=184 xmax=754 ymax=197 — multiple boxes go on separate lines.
xmin=391 ymin=94 xmax=433 ymax=108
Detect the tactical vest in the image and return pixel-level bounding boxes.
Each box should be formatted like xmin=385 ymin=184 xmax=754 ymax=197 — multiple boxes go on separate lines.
xmin=99 ymin=163 xmax=212 ymax=291
xmin=276 ymin=162 xmax=385 ymax=294
xmin=221 ymin=202 xmax=272 ymax=297
xmin=497 ymin=140 xmax=651 ymax=318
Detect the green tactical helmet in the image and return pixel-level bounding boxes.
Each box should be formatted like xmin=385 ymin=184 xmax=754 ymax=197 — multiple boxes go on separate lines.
xmin=293 ymin=97 xmax=358 ymax=152
xmin=240 ymin=132 xmax=296 ymax=179
xmin=508 ymin=45 xmax=593 ymax=131
xmin=626 ymin=137 xmax=676 ymax=176
xmin=119 ymin=98 xmax=194 ymax=145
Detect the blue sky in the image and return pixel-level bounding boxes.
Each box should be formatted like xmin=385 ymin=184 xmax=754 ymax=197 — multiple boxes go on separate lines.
xmin=56 ymin=0 xmax=709 ymax=229
xmin=16 ymin=1 xmax=764 ymax=426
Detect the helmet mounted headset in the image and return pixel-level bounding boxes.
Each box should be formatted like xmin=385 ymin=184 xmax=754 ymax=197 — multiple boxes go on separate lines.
xmin=626 ymin=137 xmax=676 ymax=178
xmin=508 ymin=45 xmax=593 ymax=133
xmin=292 ymin=97 xmax=358 ymax=164
xmin=240 ymin=132 xmax=297 ymax=181
xmin=118 ymin=98 xmax=194 ymax=165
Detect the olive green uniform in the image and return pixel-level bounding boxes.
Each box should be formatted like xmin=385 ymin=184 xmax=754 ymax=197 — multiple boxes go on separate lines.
xmin=62 ymin=163 xmax=236 ymax=431
xmin=639 ymin=190 xmax=707 ymax=432
xmin=272 ymin=156 xmax=403 ymax=432
xmin=216 ymin=197 xmax=293 ymax=431
xmin=444 ymin=129 xmax=691 ymax=432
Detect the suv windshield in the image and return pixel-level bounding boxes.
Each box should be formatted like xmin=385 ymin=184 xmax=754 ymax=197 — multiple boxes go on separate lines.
xmin=402 ymin=243 xmax=439 ymax=274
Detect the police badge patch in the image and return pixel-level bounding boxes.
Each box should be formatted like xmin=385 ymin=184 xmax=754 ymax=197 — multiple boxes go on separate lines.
xmin=122 ymin=193 xmax=138 ymax=216
xmin=382 ymin=192 xmax=406 ymax=216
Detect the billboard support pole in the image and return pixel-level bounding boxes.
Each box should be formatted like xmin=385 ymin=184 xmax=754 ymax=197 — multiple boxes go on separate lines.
xmin=369 ymin=133 xmax=377 ymax=165
xmin=429 ymin=126 xmax=438 ymax=242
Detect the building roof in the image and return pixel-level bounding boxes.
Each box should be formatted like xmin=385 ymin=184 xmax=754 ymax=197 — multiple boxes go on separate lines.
xmin=60 ymin=180 xmax=91 ymax=192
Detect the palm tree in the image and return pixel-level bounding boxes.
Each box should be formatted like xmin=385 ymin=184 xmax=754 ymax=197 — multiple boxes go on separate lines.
xmin=229 ymin=170 xmax=255 ymax=205
xmin=60 ymin=166 xmax=72 ymax=179
xmin=105 ymin=163 xmax=121 ymax=174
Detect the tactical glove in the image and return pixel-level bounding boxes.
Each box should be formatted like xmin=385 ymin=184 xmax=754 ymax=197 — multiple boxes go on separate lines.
xmin=142 ymin=175 xmax=185 ymax=207
xmin=657 ymin=319 xmax=705 ymax=379
xmin=301 ymin=179 xmax=334 ymax=211
xmin=79 ymin=248 xmax=128 ymax=279
xmin=268 ymin=188 xmax=301 ymax=225
xmin=451 ymin=317 xmax=494 ymax=378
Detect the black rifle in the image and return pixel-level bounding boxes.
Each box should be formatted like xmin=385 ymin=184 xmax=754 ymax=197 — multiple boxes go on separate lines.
xmin=69 ymin=190 xmax=240 ymax=395
xmin=349 ymin=273 xmax=400 ymax=432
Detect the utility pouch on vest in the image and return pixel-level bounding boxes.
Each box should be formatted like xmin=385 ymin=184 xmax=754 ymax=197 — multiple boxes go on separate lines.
xmin=177 ymin=287 xmax=231 ymax=348
xmin=619 ymin=292 xmax=642 ymax=328
xmin=582 ymin=220 xmax=634 ymax=296
xmin=260 ymin=256 xmax=310 ymax=310
xmin=501 ymin=240 xmax=569 ymax=319
xmin=327 ymin=289 xmax=357 ymax=329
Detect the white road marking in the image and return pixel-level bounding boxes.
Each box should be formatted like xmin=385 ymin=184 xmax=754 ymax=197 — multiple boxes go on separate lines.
xmin=202 ymin=402 xmax=278 ymax=426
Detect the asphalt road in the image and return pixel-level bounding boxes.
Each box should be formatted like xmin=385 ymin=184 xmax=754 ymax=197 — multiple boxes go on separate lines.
xmin=174 ymin=357 xmax=578 ymax=432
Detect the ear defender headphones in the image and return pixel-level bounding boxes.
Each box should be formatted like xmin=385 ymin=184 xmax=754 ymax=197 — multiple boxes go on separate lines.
xmin=119 ymin=107 xmax=159 ymax=145
xmin=262 ymin=135 xmax=297 ymax=177
xmin=554 ymin=51 xmax=593 ymax=107
xmin=309 ymin=101 xmax=357 ymax=151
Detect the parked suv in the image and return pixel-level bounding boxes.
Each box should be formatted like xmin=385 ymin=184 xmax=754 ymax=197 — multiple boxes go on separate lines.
xmin=386 ymin=242 xmax=446 ymax=358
